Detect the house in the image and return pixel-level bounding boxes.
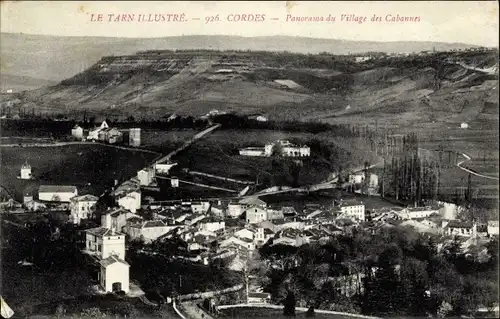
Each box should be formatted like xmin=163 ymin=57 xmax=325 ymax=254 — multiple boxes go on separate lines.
xmin=266 ymin=208 xmax=285 ymax=221
xmin=191 ymin=201 xmax=211 ymax=214
xmin=69 ymin=194 xmax=98 ymax=225
xmin=126 ymin=220 xmax=176 ymax=243
xmin=354 ymin=56 xmax=372 ymax=63
xmin=487 ymin=221 xmax=499 ymax=236
xmin=248 ymin=292 xmax=271 ymax=304
xmin=337 ymin=199 xmax=365 ymax=221
xmin=404 ymin=206 xmax=440 ymax=219
xmin=227 ymin=202 xmax=244 ymax=218
xmin=254 ymin=227 xmax=274 ymax=246
xmin=234 ymin=228 xmax=256 ymax=241
xmin=272 ymin=228 xmax=309 ymax=247
xmin=348 ymin=172 xmax=365 ymax=184
xmin=245 ymin=206 xmax=268 ymax=224
xmin=20 ymin=161 xmax=32 ymax=180
xmin=87 ymin=120 xmax=109 ymax=141
xmin=239 ymin=147 xmax=266 ymax=156
xmin=137 ymin=167 xmax=155 ymax=186
xmin=248 ymin=114 xmax=268 ymax=122
xmin=99 ymin=255 xmax=130 ymax=293
xmin=460 ymin=122 xmax=469 ymax=129
xmin=116 ymin=190 xmax=141 ymax=213
xmin=220 ymin=236 xmax=256 ymax=251
xmin=444 ymin=220 xmax=475 ymax=237
xmin=101 ymin=207 xmax=140 ymax=232
xmin=239 ymin=197 xmax=267 ymax=209
xmin=71 ymin=125 xmax=84 ymax=140
xmin=198 ymin=217 xmax=225 ymax=232
xmin=85 ymin=227 xmax=126 ymax=260
xmin=38 ymin=185 xmax=77 ymax=202
xmin=264 ymin=140 xmax=310 ymax=157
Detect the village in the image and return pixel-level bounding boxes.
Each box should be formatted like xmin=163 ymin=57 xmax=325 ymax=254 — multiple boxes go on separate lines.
xmin=1 ymin=116 xmax=499 ymax=319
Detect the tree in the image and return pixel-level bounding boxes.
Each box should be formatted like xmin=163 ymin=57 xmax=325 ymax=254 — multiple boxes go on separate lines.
xmin=283 ymin=290 xmax=296 ymax=316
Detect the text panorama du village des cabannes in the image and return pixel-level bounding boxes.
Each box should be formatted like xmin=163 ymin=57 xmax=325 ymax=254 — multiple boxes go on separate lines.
xmin=88 ymin=13 xmax=422 ymax=24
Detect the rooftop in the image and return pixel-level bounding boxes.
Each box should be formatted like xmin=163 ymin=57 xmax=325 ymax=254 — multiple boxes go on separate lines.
xmin=39 ymin=185 xmax=77 ymax=193
xmin=86 ymin=227 xmax=124 ymax=237
xmin=71 ymin=194 xmax=99 ymax=202
xmin=99 ymin=255 xmax=130 ymax=268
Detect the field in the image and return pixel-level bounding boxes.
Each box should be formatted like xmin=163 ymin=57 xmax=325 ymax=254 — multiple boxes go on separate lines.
xmin=169 ymin=129 xmax=377 ymax=190
xmin=0 ymin=144 xmax=157 ymax=201
xmin=219 ymin=307 xmax=366 ymax=319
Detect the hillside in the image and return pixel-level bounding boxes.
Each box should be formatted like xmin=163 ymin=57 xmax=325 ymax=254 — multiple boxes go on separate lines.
xmin=0 ymin=74 xmax=57 ymax=93
xmin=1 ymin=32 xmax=480 ymax=85
xmin=5 ymin=48 xmax=496 ymax=130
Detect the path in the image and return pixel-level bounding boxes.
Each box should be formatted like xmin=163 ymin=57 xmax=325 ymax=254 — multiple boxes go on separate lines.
xmin=155 ymin=124 xmax=221 ymax=164
xmin=456 ymin=152 xmax=499 ymax=181
xmin=188 ymin=171 xmax=255 ymax=185
xmin=155 ymin=176 xmax=238 ymax=193
xmin=0 ymin=141 xmax=160 ymax=154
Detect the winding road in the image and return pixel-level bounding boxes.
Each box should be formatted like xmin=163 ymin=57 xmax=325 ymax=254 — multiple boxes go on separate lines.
xmin=456 ymin=152 xmax=499 ymax=181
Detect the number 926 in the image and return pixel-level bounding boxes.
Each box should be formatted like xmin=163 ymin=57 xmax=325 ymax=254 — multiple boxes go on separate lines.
xmin=205 ymin=14 xmax=220 ymax=23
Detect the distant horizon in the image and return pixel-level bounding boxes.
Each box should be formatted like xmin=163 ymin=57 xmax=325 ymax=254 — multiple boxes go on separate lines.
xmin=2 ymin=31 xmax=496 ymax=48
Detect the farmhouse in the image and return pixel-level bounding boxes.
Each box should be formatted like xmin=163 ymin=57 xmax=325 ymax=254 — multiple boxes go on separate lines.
xmin=265 ymin=140 xmax=311 ymax=157
xmin=239 ymin=140 xmax=311 ymax=158
xmin=444 ymin=220 xmax=475 ymax=237
xmin=87 ymin=121 xmax=109 ymax=141
xmin=71 ymin=125 xmax=84 ymax=140
xmin=38 ymin=185 xmax=78 ymax=202
xmin=69 ymin=194 xmax=98 ymax=225
xmin=20 ymin=161 xmax=32 ymax=180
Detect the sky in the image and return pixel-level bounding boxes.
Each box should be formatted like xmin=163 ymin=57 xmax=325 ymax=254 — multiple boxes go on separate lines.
xmin=1 ymin=1 xmax=498 ymax=47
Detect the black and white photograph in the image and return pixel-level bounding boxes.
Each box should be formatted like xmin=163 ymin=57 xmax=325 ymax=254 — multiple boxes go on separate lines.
xmin=0 ymin=1 xmax=498 ymax=318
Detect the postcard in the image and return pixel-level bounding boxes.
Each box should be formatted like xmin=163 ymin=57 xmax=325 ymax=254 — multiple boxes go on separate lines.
xmin=0 ymin=1 xmax=498 ymax=318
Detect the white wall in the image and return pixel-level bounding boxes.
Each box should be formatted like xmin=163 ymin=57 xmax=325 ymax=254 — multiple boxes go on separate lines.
xmin=102 ymin=236 xmax=126 ymax=260
xmin=101 ymin=263 xmax=129 ymax=293
xmin=39 ymin=190 xmax=78 ymax=202
xmin=117 ymin=192 xmax=141 ymax=213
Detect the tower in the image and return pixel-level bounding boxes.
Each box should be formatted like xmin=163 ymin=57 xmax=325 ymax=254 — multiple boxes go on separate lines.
xmin=129 ymin=128 xmax=141 ymax=147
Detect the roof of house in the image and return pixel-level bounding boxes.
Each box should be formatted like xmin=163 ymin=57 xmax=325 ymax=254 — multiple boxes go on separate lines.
xmin=86 ymin=227 xmax=123 ymax=237
xmin=140 ymin=220 xmax=167 ymax=228
xmin=340 ymin=199 xmax=364 ymax=206
xmin=71 ymin=194 xmax=98 ymax=202
xmin=39 ymin=185 xmax=77 ymax=193
xmin=99 ymin=255 xmax=130 ymax=268
xmin=446 ymin=220 xmax=473 ymax=229
xmin=239 ymin=197 xmax=266 ymax=207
